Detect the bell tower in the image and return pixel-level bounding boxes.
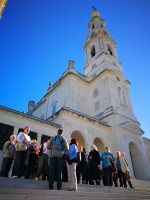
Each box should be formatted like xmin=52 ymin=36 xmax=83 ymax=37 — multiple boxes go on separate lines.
xmin=84 ymin=9 xmax=138 ymax=123
xmin=84 ymin=10 xmax=122 ymax=78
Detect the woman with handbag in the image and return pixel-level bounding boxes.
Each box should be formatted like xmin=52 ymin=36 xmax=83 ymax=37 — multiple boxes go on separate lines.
xmin=115 ymin=151 xmax=128 ymax=188
xmin=11 ymin=126 xmax=31 ymax=178
xmin=67 ymin=138 xmax=78 ymax=191
xmin=121 ymin=152 xmax=134 ymax=188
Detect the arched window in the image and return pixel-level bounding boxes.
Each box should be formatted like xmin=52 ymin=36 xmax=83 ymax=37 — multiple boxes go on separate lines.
xmin=52 ymin=105 xmax=56 ymax=115
xmin=94 ymin=101 xmax=100 ymax=111
xmin=40 ymin=114 xmax=45 ymax=120
xmin=92 ymin=23 xmax=95 ymax=29
xmin=91 ymin=46 xmax=96 ymax=57
xmin=51 ymin=100 xmax=57 ymax=115
xmin=108 ymin=45 xmax=113 ymax=56
xmin=90 ymin=32 xmax=95 ymax=39
xmin=93 ymin=88 xmax=98 ymax=98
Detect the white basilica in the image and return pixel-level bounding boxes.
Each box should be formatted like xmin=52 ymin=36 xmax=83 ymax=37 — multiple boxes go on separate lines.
xmin=0 ymin=10 xmax=150 ymax=180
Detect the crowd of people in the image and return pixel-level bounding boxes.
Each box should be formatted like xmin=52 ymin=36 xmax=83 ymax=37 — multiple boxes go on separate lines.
xmin=0 ymin=126 xmax=134 ymax=191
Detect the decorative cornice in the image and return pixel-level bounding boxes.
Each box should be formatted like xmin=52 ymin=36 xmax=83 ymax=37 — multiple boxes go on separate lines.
xmin=143 ymin=137 xmax=150 ymax=143
xmin=0 ymin=105 xmax=61 ymax=128
xmin=95 ymin=106 xmax=138 ymax=123
xmin=119 ymin=121 xmax=144 ymax=136
xmin=48 ymin=106 xmax=111 ymax=128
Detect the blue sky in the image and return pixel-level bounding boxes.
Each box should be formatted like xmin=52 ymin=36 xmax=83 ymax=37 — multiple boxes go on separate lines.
xmin=0 ymin=0 xmax=150 ymax=139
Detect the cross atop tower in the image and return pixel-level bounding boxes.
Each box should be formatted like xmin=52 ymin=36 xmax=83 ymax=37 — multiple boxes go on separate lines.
xmin=92 ymin=6 xmax=97 ymax=11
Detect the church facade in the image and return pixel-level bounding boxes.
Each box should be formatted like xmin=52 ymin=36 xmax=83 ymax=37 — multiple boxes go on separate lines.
xmin=0 ymin=10 xmax=150 ymax=180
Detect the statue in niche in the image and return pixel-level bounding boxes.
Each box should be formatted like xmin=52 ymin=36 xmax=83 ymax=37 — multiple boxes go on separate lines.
xmin=118 ymin=88 xmax=126 ymax=106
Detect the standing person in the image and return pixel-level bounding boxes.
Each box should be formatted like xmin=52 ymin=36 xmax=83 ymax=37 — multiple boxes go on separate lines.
xmin=115 ymin=151 xmax=127 ymax=188
xmin=100 ymin=147 xmax=115 ymax=186
xmin=11 ymin=126 xmax=31 ymax=178
xmin=36 ymin=138 xmax=49 ymax=180
xmin=76 ymin=146 xmax=86 ymax=184
xmin=25 ymin=139 xmax=38 ymax=179
xmin=88 ymin=144 xmax=101 ymax=185
xmin=121 ymin=152 xmax=134 ymax=188
xmin=66 ymin=138 xmax=72 ymax=183
xmin=0 ymin=135 xmax=16 ymax=177
xmin=47 ymin=129 xmax=68 ymax=190
xmin=82 ymin=147 xmax=89 ymax=184
xmin=67 ymin=138 xmax=78 ymax=191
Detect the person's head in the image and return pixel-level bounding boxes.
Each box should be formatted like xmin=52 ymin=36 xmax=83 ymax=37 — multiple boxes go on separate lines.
xmin=10 ymin=134 xmax=16 ymax=142
xmin=24 ymin=126 xmax=30 ymax=134
xmin=121 ymin=152 xmax=125 ymax=158
xmin=31 ymin=139 xmax=37 ymax=146
xmin=78 ymin=146 xmax=83 ymax=152
xmin=116 ymin=151 xmax=121 ymax=158
xmin=70 ymin=138 xmax=78 ymax=146
xmin=105 ymin=147 xmax=110 ymax=153
xmin=91 ymin=144 xmax=98 ymax=151
xmin=83 ymin=147 xmax=86 ymax=153
xmin=68 ymin=138 xmax=72 ymax=145
xmin=57 ymin=129 xmax=63 ymax=136
xmin=43 ymin=138 xmax=49 ymax=143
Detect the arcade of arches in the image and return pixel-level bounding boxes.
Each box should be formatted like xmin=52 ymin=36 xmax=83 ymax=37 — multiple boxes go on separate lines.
xmin=71 ymin=130 xmax=105 ymax=153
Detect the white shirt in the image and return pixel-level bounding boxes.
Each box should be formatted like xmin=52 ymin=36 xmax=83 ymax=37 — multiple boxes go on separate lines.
xmin=17 ymin=132 xmax=31 ymax=145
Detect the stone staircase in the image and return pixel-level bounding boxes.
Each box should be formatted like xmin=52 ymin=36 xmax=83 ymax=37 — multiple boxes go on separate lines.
xmin=0 ymin=177 xmax=150 ymax=200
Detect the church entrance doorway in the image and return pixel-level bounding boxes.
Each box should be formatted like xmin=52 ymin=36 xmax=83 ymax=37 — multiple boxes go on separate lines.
xmin=93 ymin=137 xmax=105 ymax=154
xmin=71 ymin=130 xmax=86 ymax=149
xmin=129 ymin=142 xmax=144 ymax=179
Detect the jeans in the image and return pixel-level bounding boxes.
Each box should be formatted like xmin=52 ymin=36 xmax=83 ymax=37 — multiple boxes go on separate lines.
xmin=49 ymin=157 xmax=63 ymax=189
xmin=103 ymin=167 xmax=113 ymax=186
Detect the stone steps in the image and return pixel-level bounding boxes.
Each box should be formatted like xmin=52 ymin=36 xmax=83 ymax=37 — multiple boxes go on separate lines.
xmin=0 ymin=178 xmax=150 ymax=200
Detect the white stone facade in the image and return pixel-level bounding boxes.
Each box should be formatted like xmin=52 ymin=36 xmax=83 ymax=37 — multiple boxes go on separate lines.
xmin=0 ymin=10 xmax=150 ymax=180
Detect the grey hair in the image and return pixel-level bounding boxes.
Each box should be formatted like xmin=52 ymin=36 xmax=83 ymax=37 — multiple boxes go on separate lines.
xmin=91 ymin=144 xmax=98 ymax=151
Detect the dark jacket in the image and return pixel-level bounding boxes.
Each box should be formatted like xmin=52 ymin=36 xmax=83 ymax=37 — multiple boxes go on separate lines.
xmin=88 ymin=149 xmax=100 ymax=168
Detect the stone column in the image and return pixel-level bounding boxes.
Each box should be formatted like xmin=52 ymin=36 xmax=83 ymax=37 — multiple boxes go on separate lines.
xmin=36 ymin=133 xmax=42 ymax=146
xmin=13 ymin=126 xmax=19 ymax=136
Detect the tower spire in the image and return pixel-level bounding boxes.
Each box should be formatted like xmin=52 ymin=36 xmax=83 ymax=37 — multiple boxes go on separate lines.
xmin=84 ymin=9 xmax=120 ymax=78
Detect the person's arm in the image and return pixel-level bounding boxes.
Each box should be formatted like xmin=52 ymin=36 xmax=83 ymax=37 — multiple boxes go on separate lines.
xmin=17 ymin=132 xmax=24 ymax=142
xmin=100 ymin=152 xmax=107 ymax=160
xmin=110 ymin=153 xmax=115 ymax=161
xmin=62 ymin=138 xmax=69 ymax=154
